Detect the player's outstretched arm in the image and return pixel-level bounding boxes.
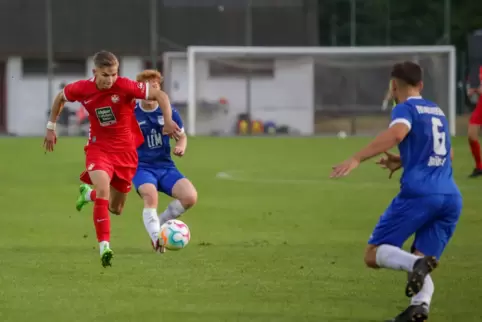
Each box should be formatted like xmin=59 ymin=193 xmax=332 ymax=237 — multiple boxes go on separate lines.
xmin=330 ymin=124 xmax=409 ymax=178
xmin=147 ymin=87 xmax=180 ymax=136
xmin=43 ymin=91 xmax=67 ymax=152
xmin=352 ymin=123 xmax=409 ymax=163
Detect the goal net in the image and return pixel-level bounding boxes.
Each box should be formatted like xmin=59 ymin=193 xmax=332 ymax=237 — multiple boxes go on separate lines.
xmin=163 ymin=46 xmax=456 ymax=136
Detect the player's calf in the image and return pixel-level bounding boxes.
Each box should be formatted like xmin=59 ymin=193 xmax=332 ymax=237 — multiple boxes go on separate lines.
xmin=108 ymin=186 xmax=127 ymax=215
xmin=108 ymin=206 xmax=124 ymax=215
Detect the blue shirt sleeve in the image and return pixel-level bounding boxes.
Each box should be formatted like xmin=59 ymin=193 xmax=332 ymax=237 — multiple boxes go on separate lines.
xmin=390 ymin=103 xmax=413 ymax=130
xmin=172 ymin=108 xmax=184 ymax=130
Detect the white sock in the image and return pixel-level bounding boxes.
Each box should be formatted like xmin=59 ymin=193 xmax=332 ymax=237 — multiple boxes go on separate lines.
xmin=376 ymin=244 xmax=420 ymax=272
xmin=411 ymin=275 xmax=434 ymax=308
xmin=85 ymin=188 xmax=93 ymax=201
xmin=99 ymin=241 xmax=110 ymax=255
xmin=143 ymin=208 xmax=161 ymax=243
xmin=159 ymin=200 xmax=185 ymax=226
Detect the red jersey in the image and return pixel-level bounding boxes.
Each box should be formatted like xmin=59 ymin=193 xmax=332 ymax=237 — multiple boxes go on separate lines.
xmin=63 ymin=77 xmax=147 ymax=152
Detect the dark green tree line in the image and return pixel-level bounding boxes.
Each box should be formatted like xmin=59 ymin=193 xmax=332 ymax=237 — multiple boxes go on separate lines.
xmin=318 ymin=0 xmax=482 ymax=51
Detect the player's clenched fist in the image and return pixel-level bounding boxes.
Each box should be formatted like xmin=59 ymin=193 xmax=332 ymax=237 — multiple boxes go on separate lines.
xmin=173 ymin=146 xmax=185 ymax=157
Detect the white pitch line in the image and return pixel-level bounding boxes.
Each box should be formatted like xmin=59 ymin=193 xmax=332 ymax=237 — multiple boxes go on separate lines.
xmin=215 ymin=170 xmax=392 ymax=189
xmin=216 ymin=171 xmax=330 ymax=185
xmin=215 ymin=170 xmax=478 ymax=191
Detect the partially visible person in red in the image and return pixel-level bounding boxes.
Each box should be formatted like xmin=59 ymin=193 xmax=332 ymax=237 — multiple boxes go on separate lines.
xmin=467 ymin=66 xmax=482 ymax=178
xmin=43 ymin=50 xmax=181 ymax=267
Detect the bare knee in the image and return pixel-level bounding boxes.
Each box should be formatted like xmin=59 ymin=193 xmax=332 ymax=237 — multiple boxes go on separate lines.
xmin=142 ymin=191 xmax=158 ymax=209
xmin=172 ymin=179 xmax=198 ymax=209
xmin=364 ymin=245 xmax=379 ymax=269
xmin=90 ymin=171 xmax=110 ymax=199
xmin=179 ymin=188 xmax=197 ymax=209
xmin=96 ymin=186 xmax=110 ymax=199
xmin=138 ymin=184 xmax=158 ymax=209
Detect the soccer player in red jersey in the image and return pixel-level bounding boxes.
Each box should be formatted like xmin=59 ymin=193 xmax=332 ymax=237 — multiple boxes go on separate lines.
xmin=43 ymin=51 xmax=181 ymax=267
xmin=467 ymin=66 xmax=482 ymax=178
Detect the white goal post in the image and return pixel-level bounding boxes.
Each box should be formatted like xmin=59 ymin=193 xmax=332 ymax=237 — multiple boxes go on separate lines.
xmin=163 ymin=46 xmax=456 ymax=136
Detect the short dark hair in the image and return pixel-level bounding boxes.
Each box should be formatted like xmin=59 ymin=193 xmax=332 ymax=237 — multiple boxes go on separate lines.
xmin=390 ymin=61 xmax=422 ymax=86
xmin=93 ymin=50 xmax=118 ymax=68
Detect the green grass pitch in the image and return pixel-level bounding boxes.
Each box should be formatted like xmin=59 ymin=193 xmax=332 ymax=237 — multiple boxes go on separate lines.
xmin=0 ymin=136 xmax=481 ymax=321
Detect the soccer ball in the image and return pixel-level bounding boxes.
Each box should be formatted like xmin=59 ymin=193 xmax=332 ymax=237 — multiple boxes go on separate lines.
xmin=159 ymin=219 xmax=191 ymax=250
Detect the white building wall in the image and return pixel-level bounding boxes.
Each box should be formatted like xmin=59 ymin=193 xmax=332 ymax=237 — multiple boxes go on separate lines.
xmin=5 ymin=56 xmax=143 ymax=136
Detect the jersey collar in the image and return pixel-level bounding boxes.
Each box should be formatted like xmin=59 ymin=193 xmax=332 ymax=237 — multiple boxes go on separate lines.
xmin=407 ymin=96 xmax=422 ymax=100
xmin=137 ymin=102 xmax=159 ymax=113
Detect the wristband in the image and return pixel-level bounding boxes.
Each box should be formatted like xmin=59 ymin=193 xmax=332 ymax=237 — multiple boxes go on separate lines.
xmin=46 ymin=121 xmax=56 ymax=130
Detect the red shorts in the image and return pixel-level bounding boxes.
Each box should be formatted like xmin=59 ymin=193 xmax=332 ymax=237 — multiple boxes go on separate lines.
xmin=470 ymin=98 xmax=482 ymax=125
xmin=80 ymin=146 xmax=138 ymax=193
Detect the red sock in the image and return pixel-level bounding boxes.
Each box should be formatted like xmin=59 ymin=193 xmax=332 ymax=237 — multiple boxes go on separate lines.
xmin=93 ymin=198 xmax=110 ymax=242
xmin=469 ymin=139 xmax=482 ymax=169
xmin=89 ymin=190 xmax=97 ymax=201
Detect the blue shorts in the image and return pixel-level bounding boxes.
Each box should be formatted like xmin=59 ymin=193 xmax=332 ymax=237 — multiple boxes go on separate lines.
xmin=132 ymin=166 xmax=185 ymax=197
xmin=368 ymin=194 xmax=462 ymax=259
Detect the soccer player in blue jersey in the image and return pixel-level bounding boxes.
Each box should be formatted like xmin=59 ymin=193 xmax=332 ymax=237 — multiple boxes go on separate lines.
xmin=330 ymin=61 xmax=462 ymax=322
xmin=132 ymin=70 xmax=198 ymax=252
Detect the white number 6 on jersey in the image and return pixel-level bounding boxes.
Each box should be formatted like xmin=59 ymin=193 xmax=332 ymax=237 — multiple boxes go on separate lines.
xmin=431 ymin=117 xmax=447 ymax=156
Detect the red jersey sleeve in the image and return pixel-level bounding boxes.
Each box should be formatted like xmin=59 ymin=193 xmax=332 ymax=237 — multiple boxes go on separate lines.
xmin=63 ymin=80 xmax=87 ymax=102
xmin=117 ymin=77 xmax=149 ymax=101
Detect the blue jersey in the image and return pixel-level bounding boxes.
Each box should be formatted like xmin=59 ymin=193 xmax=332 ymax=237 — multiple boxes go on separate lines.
xmin=135 ymin=103 xmax=184 ymax=169
xmin=390 ymin=96 xmax=460 ymax=197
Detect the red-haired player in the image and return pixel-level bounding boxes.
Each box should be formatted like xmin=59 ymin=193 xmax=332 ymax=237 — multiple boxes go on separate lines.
xmin=43 ymin=51 xmax=180 ymax=267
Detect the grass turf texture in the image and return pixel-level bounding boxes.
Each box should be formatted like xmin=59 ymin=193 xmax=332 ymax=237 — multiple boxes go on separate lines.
xmin=0 ymin=136 xmax=480 ymax=322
